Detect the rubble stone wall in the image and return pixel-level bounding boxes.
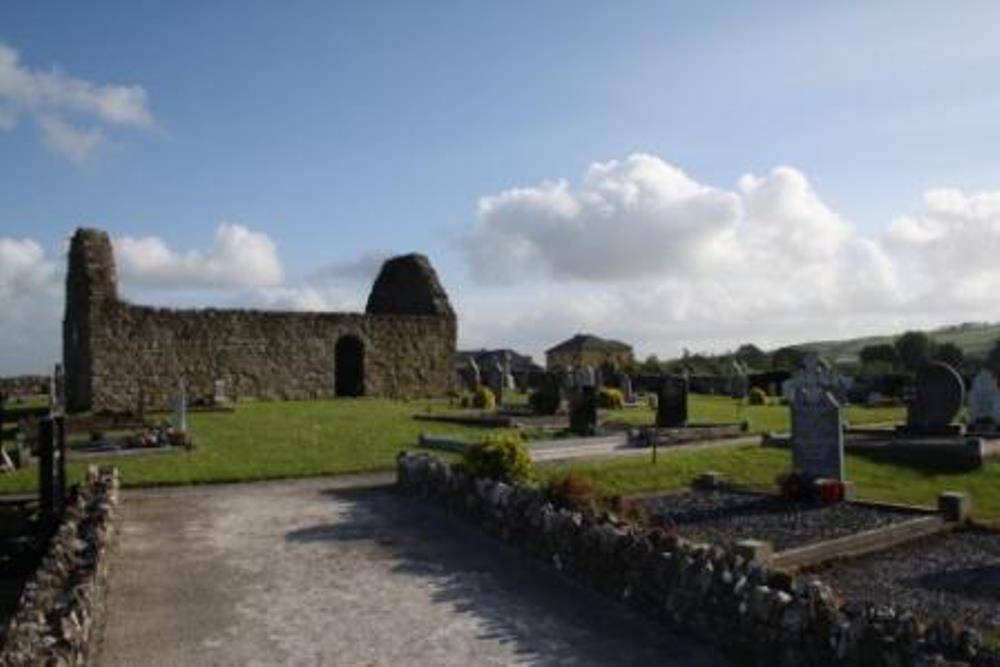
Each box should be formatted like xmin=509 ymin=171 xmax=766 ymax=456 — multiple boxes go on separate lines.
xmin=0 ymin=467 xmax=119 ymax=666
xmin=64 ymin=228 xmax=456 ymax=412
xmin=396 ymin=453 xmax=994 ymax=667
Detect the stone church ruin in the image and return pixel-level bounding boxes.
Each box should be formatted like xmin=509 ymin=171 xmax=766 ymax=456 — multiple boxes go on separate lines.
xmin=63 ymin=228 xmax=456 ymax=412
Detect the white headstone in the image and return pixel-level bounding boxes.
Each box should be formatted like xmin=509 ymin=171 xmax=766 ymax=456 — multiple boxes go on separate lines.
xmin=213 ymin=377 xmax=227 ymax=405
xmin=968 ymin=369 xmax=1000 ymax=427
xmin=790 ymin=358 xmax=844 ymax=480
xmin=173 ymin=382 xmax=187 ymax=433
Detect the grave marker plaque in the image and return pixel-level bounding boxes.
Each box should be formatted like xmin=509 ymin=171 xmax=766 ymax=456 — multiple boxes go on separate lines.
xmin=656 ymin=374 xmax=688 ymax=427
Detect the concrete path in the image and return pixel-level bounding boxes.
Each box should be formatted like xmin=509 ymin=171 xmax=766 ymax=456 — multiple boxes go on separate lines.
xmin=94 ymin=475 xmax=728 ymax=666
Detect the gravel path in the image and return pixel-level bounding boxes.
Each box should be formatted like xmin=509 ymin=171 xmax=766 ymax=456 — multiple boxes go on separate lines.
xmin=94 ymin=474 xmax=727 ymax=666
xmin=813 ymin=530 xmax=1000 ymax=633
xmin=642 ymin=490 xmax=922 ymax=551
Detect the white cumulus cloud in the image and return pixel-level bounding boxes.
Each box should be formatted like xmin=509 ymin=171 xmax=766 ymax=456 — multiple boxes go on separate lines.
xmin=0 ymin=237 xmax=62 ymax=374
xmin=114 ymin=223 xmax=285 ymax=290
xmin=458 ymin=153 xmax=1000 ymax=359
xmin=0 ymin=42 xmax=155 ymax=162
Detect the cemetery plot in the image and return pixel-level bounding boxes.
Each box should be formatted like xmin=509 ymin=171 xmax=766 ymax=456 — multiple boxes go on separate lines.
xmin=0 ymin=500 xmax=44 ymax=632
xmin=811 ymin=529 xmax=1000 ymax=637
xmin=640 ymin=488 xmax=926 ymax=551
xmin=767 ymin=360 xmax=1000 ymax=470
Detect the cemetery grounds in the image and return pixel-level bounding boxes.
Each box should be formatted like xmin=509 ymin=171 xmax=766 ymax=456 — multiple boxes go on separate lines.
xmin=3 ymin=393 xmax=1000 ymax=649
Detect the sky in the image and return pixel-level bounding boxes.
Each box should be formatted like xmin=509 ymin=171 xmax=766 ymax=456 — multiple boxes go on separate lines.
xmin=4 ymin=1 xmax=1000 ymax=373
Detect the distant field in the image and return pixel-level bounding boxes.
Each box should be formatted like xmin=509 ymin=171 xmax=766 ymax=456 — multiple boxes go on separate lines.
xmin=798 ymin=322 xmax=1000 ymax=362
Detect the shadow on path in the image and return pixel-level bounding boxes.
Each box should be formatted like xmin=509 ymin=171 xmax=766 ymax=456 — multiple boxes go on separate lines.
xmin=286 ymin=487 xmax=727 ymax=666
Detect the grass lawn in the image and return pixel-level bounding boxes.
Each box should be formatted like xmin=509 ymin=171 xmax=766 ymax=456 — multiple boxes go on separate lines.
xmin=609 ymin=394 xmax=903 ymax=434
xmin=0 ymin=398 xmax=510 ymax=494
xmin=1 ymin=393 xmax=979 ymax=523
xmin=542 ymin=445 xmax=1000 ymax=523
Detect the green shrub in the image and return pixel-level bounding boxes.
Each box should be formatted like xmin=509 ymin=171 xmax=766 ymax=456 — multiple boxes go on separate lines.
xmin=462 ymin=433 xmax=533 ymax=483
xmin=748 ymin=387 xmax=769 ymax=406
xmin=597 ymin=387 xmax=624 ymax=409
xmin=458 ymin=394 xmax=471 ymax=408
xmin=472 ymin=386 xmax=496 ymax=410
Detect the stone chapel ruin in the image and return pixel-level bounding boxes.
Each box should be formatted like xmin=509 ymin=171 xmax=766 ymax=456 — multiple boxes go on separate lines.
xmin=63 ymin=228 xmax=456 ymax=412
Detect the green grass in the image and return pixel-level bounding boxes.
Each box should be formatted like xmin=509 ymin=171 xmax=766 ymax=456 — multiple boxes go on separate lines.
xmin=0 ymin=398 xmax=511 ymax=494
xmin=607 ymin=394 xmax=903 ymax=434
xmin=542 ymin=445 xmax=1000 ymax=522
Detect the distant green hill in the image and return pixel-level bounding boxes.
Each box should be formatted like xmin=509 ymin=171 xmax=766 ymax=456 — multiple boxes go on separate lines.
xmin=795 ymin=322 xmax=1000 ymax=363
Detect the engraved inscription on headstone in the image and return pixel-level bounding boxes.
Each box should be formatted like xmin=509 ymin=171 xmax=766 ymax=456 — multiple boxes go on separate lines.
xmin=790 ymin=357 xmax=844 ymax=481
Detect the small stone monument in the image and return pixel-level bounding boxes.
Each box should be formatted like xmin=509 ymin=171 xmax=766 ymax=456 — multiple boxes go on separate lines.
xmin=213 ymin=376 xmax=228 ymax=406
xmin=502 ymin=359 xmax=517 ymax=392
xmin=173 ymin=382 xmax=188 ymax=433
xmin=790 ymin=357 xmax=845 ymax=481
xmin=483 ymin=361 xmax=504 ymax=403
xmin=901 ymin=362 xmax=964 ymax=436
xmin=569 ymin=386 xmax=597 ymax=436
xmin=656 ymin=374 xmax=688 ymax=428
xmin=968 ymin=369 xmax=1000 ymax=430
xmin=574 ymin=365 xmax=596 ymax=389
xmin=532 ymin=372 xmax=564 ymax=415
xmin=620 ymin=374 xmax=635 ymax=403
xmin=49 ymin=363 xmax=66 ymax=415
xmin=728 ymin=360 xmax=749 ymax=399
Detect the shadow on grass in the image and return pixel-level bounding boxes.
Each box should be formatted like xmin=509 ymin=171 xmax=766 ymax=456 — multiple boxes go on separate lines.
xmin=286 ymin=487 xmax=726 ymax=667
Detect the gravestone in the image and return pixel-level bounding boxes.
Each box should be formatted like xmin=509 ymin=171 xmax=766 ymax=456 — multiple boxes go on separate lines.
xmin=902 ymin=362 xmax=964 ymax=435
xmin=968 ymin=369 xmax=1000 ymax=429
xmin=37 ymin=415 xmax=67 ymax=525
xmin=483 ymin=362 xmax=504 ymax=403
xmin=656 ymin=374 xmax=688 ymax=427
xmin=468 ymin=358 xmax=481 ymax=391
xmin=173 ymin=382 xmax=188 ymax=432
xmin=728 ymin=360 xmax=749 ymax=399
xmin=531 ymin=372 xmax=564 ymax=415
xmin=574 ymin=365 xmax=596 ymax=389
xmin=568 ymin=386 xmax=597 ymax=436
xmin=620 ymin=374 xmax=635 ymax=403
xmin=213 ymin=376 xmax=228 ymax=405
xmin=790 ymin=358 xmax=845 ymax=481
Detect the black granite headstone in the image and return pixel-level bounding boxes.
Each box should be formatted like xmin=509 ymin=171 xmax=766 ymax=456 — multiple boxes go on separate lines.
xmin=569 ymin=386 xmax=597 ymax=436
xmin=903 ymin=362 xmax=964 ymax=435
xmin=656 ymin=374 xmax=688 ymax=427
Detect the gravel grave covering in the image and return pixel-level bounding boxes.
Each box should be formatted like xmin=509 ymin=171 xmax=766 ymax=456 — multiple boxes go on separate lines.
xmin=641 ymin=489 xmax=924 ymax=551
xmin=813 ymin=529 xmax=1000 ymax=633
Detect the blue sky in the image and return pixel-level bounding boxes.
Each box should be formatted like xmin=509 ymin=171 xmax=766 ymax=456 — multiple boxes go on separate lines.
xmin=4 ymin=1 xmax=1000 ymax=373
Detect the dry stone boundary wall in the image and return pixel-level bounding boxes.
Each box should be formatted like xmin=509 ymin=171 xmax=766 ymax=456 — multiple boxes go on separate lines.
xmin=396 ymin=452 xmax=997 ymax=667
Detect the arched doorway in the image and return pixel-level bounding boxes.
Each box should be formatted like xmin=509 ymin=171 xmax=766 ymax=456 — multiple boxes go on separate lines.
xmin=335 ymin=335 xmax=365 ymax=397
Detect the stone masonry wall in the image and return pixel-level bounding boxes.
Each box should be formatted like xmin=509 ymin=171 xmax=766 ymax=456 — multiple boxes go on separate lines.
xmin=64 ymin=228 xmax=456 ymax=412
xmin=397 ymin=453 xmax=997 ymax=667
xmin=89 ymin=305 xmax=455 ymax=411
